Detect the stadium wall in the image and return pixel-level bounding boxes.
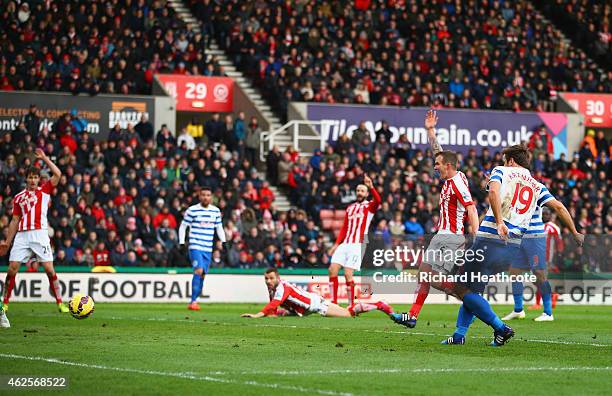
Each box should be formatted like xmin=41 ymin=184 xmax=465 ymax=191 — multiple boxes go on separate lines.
xmin=1 ymin=272 xmax=610 ymax=305
xmin=0 ymin=90 xmax=175 ymax=140
xmin=291 ymin=102 xmax=584 ymax=157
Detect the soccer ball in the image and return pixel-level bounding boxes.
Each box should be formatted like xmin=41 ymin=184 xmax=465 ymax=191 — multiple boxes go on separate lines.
xmin=68 ymin=294 xmax=95 ymax=319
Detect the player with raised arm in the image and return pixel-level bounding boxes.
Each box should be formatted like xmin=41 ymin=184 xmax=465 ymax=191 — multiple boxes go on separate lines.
xmin=0 ymin=149 xmax=70 ymax=328
xmin=328 ymin=175 xmax=381 ymax=307
xmin=241 ymin=268 xmax=394 ymax=319
xmin=179 ymin=187 xmax=226 ymax=311
xmin=442 ymin=145 xmax=582 ymax=346
xmin=392 ymin=109 xmax=479 ymax=328
xmin=502 ymin=200 xmax=582 ymax=322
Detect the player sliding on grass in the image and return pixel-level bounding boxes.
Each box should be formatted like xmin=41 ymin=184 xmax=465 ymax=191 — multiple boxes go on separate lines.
xmin=0 ymin=149 xmax=70 ymax=328
xmin=179 ymin=186 xmax=226 ymax=311
xmin=241 ymin=268 xmax=394 ymax=318
xmin=392 ymin=109 xmax=479 ymax=328
xmin=328 ymin=174 xmax=381 ymax=306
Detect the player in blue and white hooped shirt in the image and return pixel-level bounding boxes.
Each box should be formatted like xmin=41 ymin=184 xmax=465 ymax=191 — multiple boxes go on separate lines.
xmin=179 ymin=187 xmax=226 ymax=311
xmin=502 ymin=191 xmax=584 ymax=322
xmin=444 ymin=145 xmax=584 ymax=346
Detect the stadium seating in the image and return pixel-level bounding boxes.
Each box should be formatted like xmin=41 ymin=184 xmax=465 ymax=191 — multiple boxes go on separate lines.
xmin=535 ymin=0 xmax=611 ymax=70
xmin=0 ymin=0 xmax=222 ymax=95
xmin=202 ymin=0 xmax=610 ymax=119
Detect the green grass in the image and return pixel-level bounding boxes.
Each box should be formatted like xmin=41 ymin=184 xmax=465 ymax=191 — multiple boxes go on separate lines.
xmin=0 ymin=303 xmax=610 ymax=395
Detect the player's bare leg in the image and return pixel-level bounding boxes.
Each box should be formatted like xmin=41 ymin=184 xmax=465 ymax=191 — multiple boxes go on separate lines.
xmin=40 ymin=262 xmax=69 ymax=313
xmin=2 ymin=261 xmax=21 ymax=312
xmin=328 ymin=262 xmax=341 ymax=304
xmin=188 ymin=268 xmax=204 ymax=310
xmin=325 ymin=301 xmax=394 ymax=318
xmin=344 ymin=267 xmax=355 ymax=306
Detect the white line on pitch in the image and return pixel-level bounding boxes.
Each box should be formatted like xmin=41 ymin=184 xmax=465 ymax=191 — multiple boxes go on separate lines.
xmin=221 ymin=366 xmax=612 ymax=376
xmin=0 ymin=353 xmax=355 ymax=396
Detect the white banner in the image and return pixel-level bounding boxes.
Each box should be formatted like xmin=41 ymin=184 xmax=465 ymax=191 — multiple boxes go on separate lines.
xmin=1 ymin=273 xmax=611 ymax=305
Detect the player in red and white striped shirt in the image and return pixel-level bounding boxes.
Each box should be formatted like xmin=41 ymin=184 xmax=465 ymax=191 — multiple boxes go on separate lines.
xmin=393 ymin=110 xmax=479 ymax=329
xmin=0 ymin=149 xmax=69 ymax=326
xmin=241 ymin=268 xmax=393 ymax=318
xmin=328 ymin=175 xmax=381 ymax=306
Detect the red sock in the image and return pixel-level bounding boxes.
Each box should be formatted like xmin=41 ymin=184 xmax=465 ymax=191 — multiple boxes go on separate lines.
xmin=47 ymin=273 xmax=62 ymax=304
xmin=346 ymin=281 xmax=355 ymax=305
xmin=329 ymin=276 xmax=339 ymax=304
xmin=350 ymin=302 xmax=378 ymax=316
xmin=409 ymin=281 xmax=430 ymax=318
xmin=536 ymin=290 xmax=542 ymax=305
xmin=552 ymin=293 xmax=559 ymax=309
xmin=3 ymin=274 xmax=15 ymax=304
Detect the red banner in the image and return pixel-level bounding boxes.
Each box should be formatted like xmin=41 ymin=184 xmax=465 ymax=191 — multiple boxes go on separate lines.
xmin=155 ymin=75 xmax=234 ymax=112
xmin=560 ymin=92 xmax=612 ymax=128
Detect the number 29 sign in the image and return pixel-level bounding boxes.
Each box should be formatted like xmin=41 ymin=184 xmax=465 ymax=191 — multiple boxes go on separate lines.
xmin=155 ymin=74 xmax=234 ymax=113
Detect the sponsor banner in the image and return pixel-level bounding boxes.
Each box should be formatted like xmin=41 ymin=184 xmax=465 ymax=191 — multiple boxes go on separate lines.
xmin=560 ymin=92 xmax=612 ymax=128
xmin=306 ymin=103 xmax=569 ymax=156
xmin=155 ymin=74 xmax=234 ymax=112
xmin=0 ymin=91 xmax=154 ymax=140
xmin=1 ymin=273 xmax=610 ymax=305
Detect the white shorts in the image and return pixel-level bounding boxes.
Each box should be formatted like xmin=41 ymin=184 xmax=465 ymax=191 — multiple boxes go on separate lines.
xmin=307 ymin=294 xmax=330 ymax=316
xmin=331 ymin=243 xmax=365 ymax=271
xmin=9 ymin=230 xmax=54 ymax=263
xmin=424 ymin=233 xmax=466 ymax=274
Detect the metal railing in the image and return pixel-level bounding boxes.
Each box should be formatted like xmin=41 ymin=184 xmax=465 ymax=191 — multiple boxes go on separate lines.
xmin=259 ymin=120 xmax=334 ymax=161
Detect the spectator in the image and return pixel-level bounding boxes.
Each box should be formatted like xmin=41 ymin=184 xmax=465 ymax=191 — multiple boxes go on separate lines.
xmin=177 ymin=127 xmax=196 ymax=150
xmin=135 ymin=114 xmax=154 ymax=144
xmin=21 ymin=104 xmax=40 ymax=140
xmin=234 ymin=112 xmax=246 ymax=156
xmin=205 ymin=113 xmax=224 ymax=143
xmin=93 ymin=242 xmax=110 ymax=266
xmin=245 ymin=117 xmax=261 ymax=165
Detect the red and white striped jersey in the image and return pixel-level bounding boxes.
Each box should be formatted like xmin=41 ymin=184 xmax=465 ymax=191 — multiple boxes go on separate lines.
xmin=12 ymin=181 xmax=53 ymax=232
xmin=438 ymin=171 xmax=474 ymax=234
xmin=336 ymin=187 xmax=381 ymax=244
xmin=544 ymin=221 xmax=563 ymax=263
xmin=262 ymin=280 xmax=315 ymax=316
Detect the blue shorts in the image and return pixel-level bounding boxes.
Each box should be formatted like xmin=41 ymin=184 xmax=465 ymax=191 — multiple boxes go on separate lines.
xmin=514 ymin=237 xmax=546 ymax=271
xmin=461 ymin=238 xmax=521 ymax=294
xmin=189 ymin=249 xmax=212 ymax=272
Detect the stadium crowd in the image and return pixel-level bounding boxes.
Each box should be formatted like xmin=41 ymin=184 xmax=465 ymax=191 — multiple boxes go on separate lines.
xmin=205 ymin=0 xmax=610 ymax=122
xmin=0 ymin=0 xmax=223 ymax=95
xmin=536 ymin=0 xmax=611 ymax=70
xmin=0 ymin=105 xmax=610 ymax=272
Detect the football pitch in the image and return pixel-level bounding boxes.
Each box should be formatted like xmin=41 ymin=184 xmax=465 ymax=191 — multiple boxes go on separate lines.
xmin=0 ymin=303 xmax=610 ymax=395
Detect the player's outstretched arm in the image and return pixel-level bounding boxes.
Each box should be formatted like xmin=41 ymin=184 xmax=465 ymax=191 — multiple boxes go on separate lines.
xmin=35 ymin=148 xmax=61 ymax=186
xmin=0 ymin=215 xmax=21 ymax=256
xmin=364 ymin=174 xmax=381 ymax=211
xmin=488 ymin=181 xmax=508 ymax=240
xmin=241 ymin=312 xmax=265 ymax=318
xmin=545 ymin=199 xmax=584 ymax=246
xmin=425 ymin=109 xmax=443 ymax=155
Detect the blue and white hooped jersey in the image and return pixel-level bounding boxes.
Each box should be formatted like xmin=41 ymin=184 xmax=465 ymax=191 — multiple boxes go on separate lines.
xmin=181 ymin=204 xmax=222 ymax=252
xmin=478 ymin=166 xmax=554 ymax=243
xmin=524 ymin=181 xmax=556 ymax=238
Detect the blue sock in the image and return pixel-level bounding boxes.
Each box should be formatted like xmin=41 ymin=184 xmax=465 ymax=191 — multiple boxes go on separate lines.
xmin=462 ymin=292 xmax=505 ymax=331
xmin=455 ymin=304 xmax=476 ymax=337
xmin=512 ymin=281 xmax=524 ymax=312
xmin=191 ymin=274 xmax=202 ymax=303
xmin=541 ymin=281 xmax=553 ymax=316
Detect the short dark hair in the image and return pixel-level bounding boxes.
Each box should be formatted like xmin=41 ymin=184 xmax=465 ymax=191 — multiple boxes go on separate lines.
xmin=26 ymin=166 xmax=41 ymax=177
xmin=435 ymin=151 xmax=458 ymax=169
xmin=264 ymin=267 xmax=279 ymax=275
xmin=200 ymin=186 xmax=212 ymax=193
xmin=502 ymin=144 xmax=530 ymax=169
